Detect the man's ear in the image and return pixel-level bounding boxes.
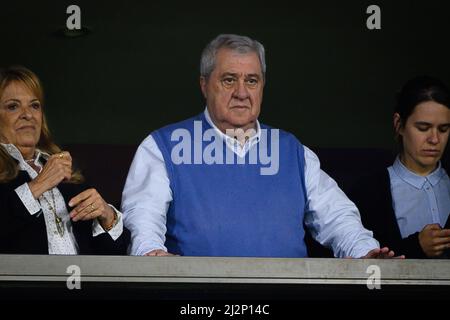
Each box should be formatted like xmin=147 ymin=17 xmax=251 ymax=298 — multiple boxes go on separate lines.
xmin=200 ymin=76 xmax=207 ymax=99
xmin=393 ymin=113 xmax=403 ymax=135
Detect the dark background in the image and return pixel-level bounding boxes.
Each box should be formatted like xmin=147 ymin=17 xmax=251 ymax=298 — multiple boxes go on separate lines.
xmin=1 ymin=0 xmax=450 ymax=149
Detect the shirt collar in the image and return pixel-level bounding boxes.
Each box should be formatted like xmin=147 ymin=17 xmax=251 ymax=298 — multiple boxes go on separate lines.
xmin=0 ymin=143 xmax=49 ymax=165
xmin=392 ymin=156 xmax=444 ymax=189
xmin=203 ymin=107 xmax=261 ymax=145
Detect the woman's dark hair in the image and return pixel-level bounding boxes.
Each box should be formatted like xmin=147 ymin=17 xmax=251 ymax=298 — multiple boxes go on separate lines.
xmin=394 ymin=76 xmax=450 ymax=157
xmin=396 ymin=75 xmax=450 ymax=123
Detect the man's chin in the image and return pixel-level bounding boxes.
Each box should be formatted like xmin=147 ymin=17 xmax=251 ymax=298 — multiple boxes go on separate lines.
xmin=228 ymin=116 xmax=254 ymax=127
xmin=229 ymin=106 xmax=252 ymax=114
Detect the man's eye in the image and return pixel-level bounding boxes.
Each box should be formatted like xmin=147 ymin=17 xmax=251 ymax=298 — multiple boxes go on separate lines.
xmin=417 ymin=126 xmax=429 ymax=132
xmin=222 ymin=78 xmax=235 ymax=85
xmin=246 ymin=79 xmax=258 ymax=87
xmin=439 ymin=126 xmax=449 ymax=133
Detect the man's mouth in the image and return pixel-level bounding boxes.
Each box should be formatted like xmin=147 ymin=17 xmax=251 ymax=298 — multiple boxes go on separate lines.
xmin=231 ymin=105 xmax=250 ymax=109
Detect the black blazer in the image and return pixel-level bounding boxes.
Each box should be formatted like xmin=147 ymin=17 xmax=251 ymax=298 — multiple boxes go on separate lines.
xmin=0 ymin=170 xmax=130 ymax=255
xmin=348 ymin=168 xmax=449 ymax=259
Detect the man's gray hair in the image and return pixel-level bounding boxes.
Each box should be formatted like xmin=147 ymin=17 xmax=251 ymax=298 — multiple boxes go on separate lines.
xmin=200 ymin=34 xmax=266 ymax=79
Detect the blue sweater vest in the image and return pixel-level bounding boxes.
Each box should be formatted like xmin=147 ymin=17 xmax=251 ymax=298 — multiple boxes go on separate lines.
xmin=152 ymin=113 xmax=308 ymax=257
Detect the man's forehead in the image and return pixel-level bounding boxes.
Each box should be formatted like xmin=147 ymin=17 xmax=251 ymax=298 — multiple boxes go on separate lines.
xmin=220 ymin=71 xmax=261 ymax=77
xmin=214 ymin=50 xmax=262 ymax=75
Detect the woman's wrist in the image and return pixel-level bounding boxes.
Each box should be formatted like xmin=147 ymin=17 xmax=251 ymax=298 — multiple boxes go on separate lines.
xmin=99 ymin=207 xmax=118 ymax=231
xmin=28 ymin=180 xmax=46 ymax=199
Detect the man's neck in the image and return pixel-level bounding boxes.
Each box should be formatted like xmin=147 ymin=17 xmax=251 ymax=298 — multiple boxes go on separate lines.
xmin=218 ymin=122 xmax=257 ymax=145
xmin=204 ymin=108 xmax=259 ymax=146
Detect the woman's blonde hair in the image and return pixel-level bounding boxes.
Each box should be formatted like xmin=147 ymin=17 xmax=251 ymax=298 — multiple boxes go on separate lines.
xmin=0 ymin=66 xmax=84 ymax=183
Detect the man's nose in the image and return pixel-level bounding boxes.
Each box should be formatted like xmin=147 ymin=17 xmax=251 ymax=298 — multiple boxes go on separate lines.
xmin=232 ymin=80 xmax=249 ymax=100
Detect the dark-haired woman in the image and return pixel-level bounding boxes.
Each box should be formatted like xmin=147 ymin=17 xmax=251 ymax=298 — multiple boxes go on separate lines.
xmin=350 ymin=76 xmax=450 ymax=258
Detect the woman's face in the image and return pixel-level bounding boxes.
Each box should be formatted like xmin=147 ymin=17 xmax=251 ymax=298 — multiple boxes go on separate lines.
xmin=0 ymin=81 xmax=42 ymax=155
xmin=395 ymin=101 xmax=450 ymax=175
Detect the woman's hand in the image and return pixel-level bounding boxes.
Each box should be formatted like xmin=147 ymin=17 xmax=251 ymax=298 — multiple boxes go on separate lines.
xmin=419 ymin=224 xmax=450 ymax=257
xmin=68 ymin=188 xmax=116 ymax=230
xmin=28 ymin=151 xmax=72 ymax=198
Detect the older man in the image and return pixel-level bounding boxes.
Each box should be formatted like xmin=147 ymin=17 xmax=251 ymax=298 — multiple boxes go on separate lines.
xmin=122 ymin=34 xmax=397 ymax=258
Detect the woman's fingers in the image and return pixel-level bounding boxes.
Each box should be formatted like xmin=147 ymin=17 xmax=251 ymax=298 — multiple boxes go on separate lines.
xmin=28 ymin=151 xmax=74 ymax=199
xmin=69 ymin=189 xmax=108 ymax=222
xmin=71 ymin=199 xmax=100 ymax=221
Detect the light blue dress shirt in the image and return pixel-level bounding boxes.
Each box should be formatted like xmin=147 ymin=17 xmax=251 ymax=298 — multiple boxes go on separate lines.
xmin=388 ymin=157 xmax=450 ymax=239
xmin=122 ymin=109 xmax=379 ymax=258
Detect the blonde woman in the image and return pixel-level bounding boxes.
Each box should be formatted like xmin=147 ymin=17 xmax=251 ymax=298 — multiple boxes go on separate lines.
xmin=0 ymin=66 xmax=130 ymax=254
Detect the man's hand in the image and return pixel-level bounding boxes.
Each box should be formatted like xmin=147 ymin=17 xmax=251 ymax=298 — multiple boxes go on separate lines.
xmin=28 ymin=151 xmax=72 ymax=198
xmin=362 ymin=247 xmax=405 ymax=259
xmin=419 ymin=224 xmax=450 ymax=258
xmin=145 ymin=249 xmax=176 ymax=256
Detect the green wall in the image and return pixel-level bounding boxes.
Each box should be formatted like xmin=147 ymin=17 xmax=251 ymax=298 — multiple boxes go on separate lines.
xmin=1 ymin=0 xmax=450 ymax=148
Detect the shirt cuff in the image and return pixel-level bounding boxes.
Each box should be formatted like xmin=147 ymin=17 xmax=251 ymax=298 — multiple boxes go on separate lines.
xmin=92 ymin=205 xmax=124 ymax=240
xmin=14 ymin=183 xmax=42 ymax=215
